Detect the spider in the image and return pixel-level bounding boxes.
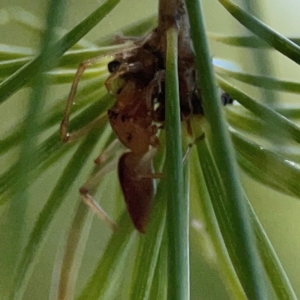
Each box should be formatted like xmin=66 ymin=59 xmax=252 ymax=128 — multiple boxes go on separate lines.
xmin=59 ymin=1 xmax=230 ymax=233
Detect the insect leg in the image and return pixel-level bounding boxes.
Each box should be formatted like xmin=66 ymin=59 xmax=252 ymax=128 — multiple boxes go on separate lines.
xmin=60 ymin=55 xmax=111 ymax=142
xmin=79 ymin=142 xmax=123 ymax=231
xmin=79 ymin=138 xmax=125 ymax=230
xmin=62 ymin=114 xmax=107 ymax=143
xmin=182 ymin=133 xmax=205 ymax=164
xmin=80 ymin=187 xmax=117 ymax=231
xmin=94 ymin=138 xmax=123 ymax=165
xmin=113 ymin=31 xmax=154 ymax=46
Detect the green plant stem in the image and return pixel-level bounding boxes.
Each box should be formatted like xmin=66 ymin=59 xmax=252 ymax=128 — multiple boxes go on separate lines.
xmin=9 ymin=130 xmax=101 ymax=300
xmin=165 ymin=27 xmax=189 ymax=300
xmin=217 ymin=76 xmax=300 ymax=144
xmin=56 ymin=201 xmax=90 ymax=300
xmin=211 ymin=34 xmax=300 ymax=49
xmin=0 ymin=0 xmax=120 ymax=104
xmin=191 ymin=149 xmax=247 ymax=300
xmin=197 ymin=136 xmax=297 ymax=299
xmin=248 ymin=198 xmax=298 ymax=300
xmin=232 ymin=131 xmax=300 ymax=199
xmin=215 ymin=67 xmax=300 ymax=94
xmin=18 ymin=0 xmax=66 ymax=189
xmin=219 ymin=0 xmax=300 ymax=65
xmin=185 ymin=0 xmax=266 ymax=298
xmin=130 ymin=148 xmax=167 ymax=300
xmin=9 ymin=1 xmax=66 ymax=299
xmin=77 ymin=212 xmax=135 ymax=300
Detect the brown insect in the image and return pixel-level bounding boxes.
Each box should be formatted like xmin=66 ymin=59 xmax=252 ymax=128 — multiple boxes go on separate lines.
xmin=60 ymin=0 xmax=204 ymax=233
xmin=106 ymin=75 xmax=161 ymax=233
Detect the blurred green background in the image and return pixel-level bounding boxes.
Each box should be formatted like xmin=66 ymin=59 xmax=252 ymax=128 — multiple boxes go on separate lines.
xmin=1 ymin=0 xmax=300 ymax=299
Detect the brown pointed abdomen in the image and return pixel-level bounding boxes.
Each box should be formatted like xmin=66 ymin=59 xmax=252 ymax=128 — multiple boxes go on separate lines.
xmin=118 ymin=152 xmax=154 ymax=233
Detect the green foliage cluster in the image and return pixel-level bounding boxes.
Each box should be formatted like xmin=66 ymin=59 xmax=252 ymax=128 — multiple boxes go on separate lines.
xmin=1 ymin=0 xmax=300 ymax=299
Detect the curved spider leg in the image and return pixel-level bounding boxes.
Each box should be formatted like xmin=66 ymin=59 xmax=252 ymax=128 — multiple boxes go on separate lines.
xmin=80 ymin=187 xmax=118 ymax=231
xmin=62 ymin=113 xmax=107 ymax=143
xmin=94 ymin=138 xmax=121 ymax=165
xmin=60 ymin=55 xmax=109 ymax=142
xmin=182 ymin=132 xmax=205 ymax=165
xmin=79 ymin=138 xmax=125 ymax=231
xmin=114 ymin=29 xmax=157 ymax=46
xmin=60 ymin=45 xmax=141 ymax=143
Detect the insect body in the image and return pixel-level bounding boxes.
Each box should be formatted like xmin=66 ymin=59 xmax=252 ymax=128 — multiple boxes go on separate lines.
xmin=107 ymin=79 xmax=159 ymax=232
xmin=101 ymin=22 xmax=204 ymax=231
xmin=61 ymin=1 xmax=206 ymax=233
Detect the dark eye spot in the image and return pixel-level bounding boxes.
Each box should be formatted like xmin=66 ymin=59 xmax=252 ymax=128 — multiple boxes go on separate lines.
xmin=108 ymin=109 xmax=119 ymax=119
xmin=221 ymin=92 xmax=234 ymax=105
xmin=108 ymin=60 xmax=121 ymax=73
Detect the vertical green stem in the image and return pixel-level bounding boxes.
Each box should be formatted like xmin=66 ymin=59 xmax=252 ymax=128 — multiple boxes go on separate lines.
xmin=185 ymin=0 xmax=266 ymax=299
xmin=165 ymin=27 xmax=189 ymax=300
xmin=0 ymin=0 xmax=121 ymax=104
xmin=56 ymin=201 xmax=90 ymax=300
xmin=9 ymin=1 xmax=65 ymax=298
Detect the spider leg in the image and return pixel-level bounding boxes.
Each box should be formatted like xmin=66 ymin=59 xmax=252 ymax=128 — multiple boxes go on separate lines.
xmin=79 ymin=139 xmax=124 ymax=231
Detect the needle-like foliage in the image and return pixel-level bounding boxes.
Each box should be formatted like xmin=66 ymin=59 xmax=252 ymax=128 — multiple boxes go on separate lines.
xmin=1 ymin=1 xmax=300 ymax=299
